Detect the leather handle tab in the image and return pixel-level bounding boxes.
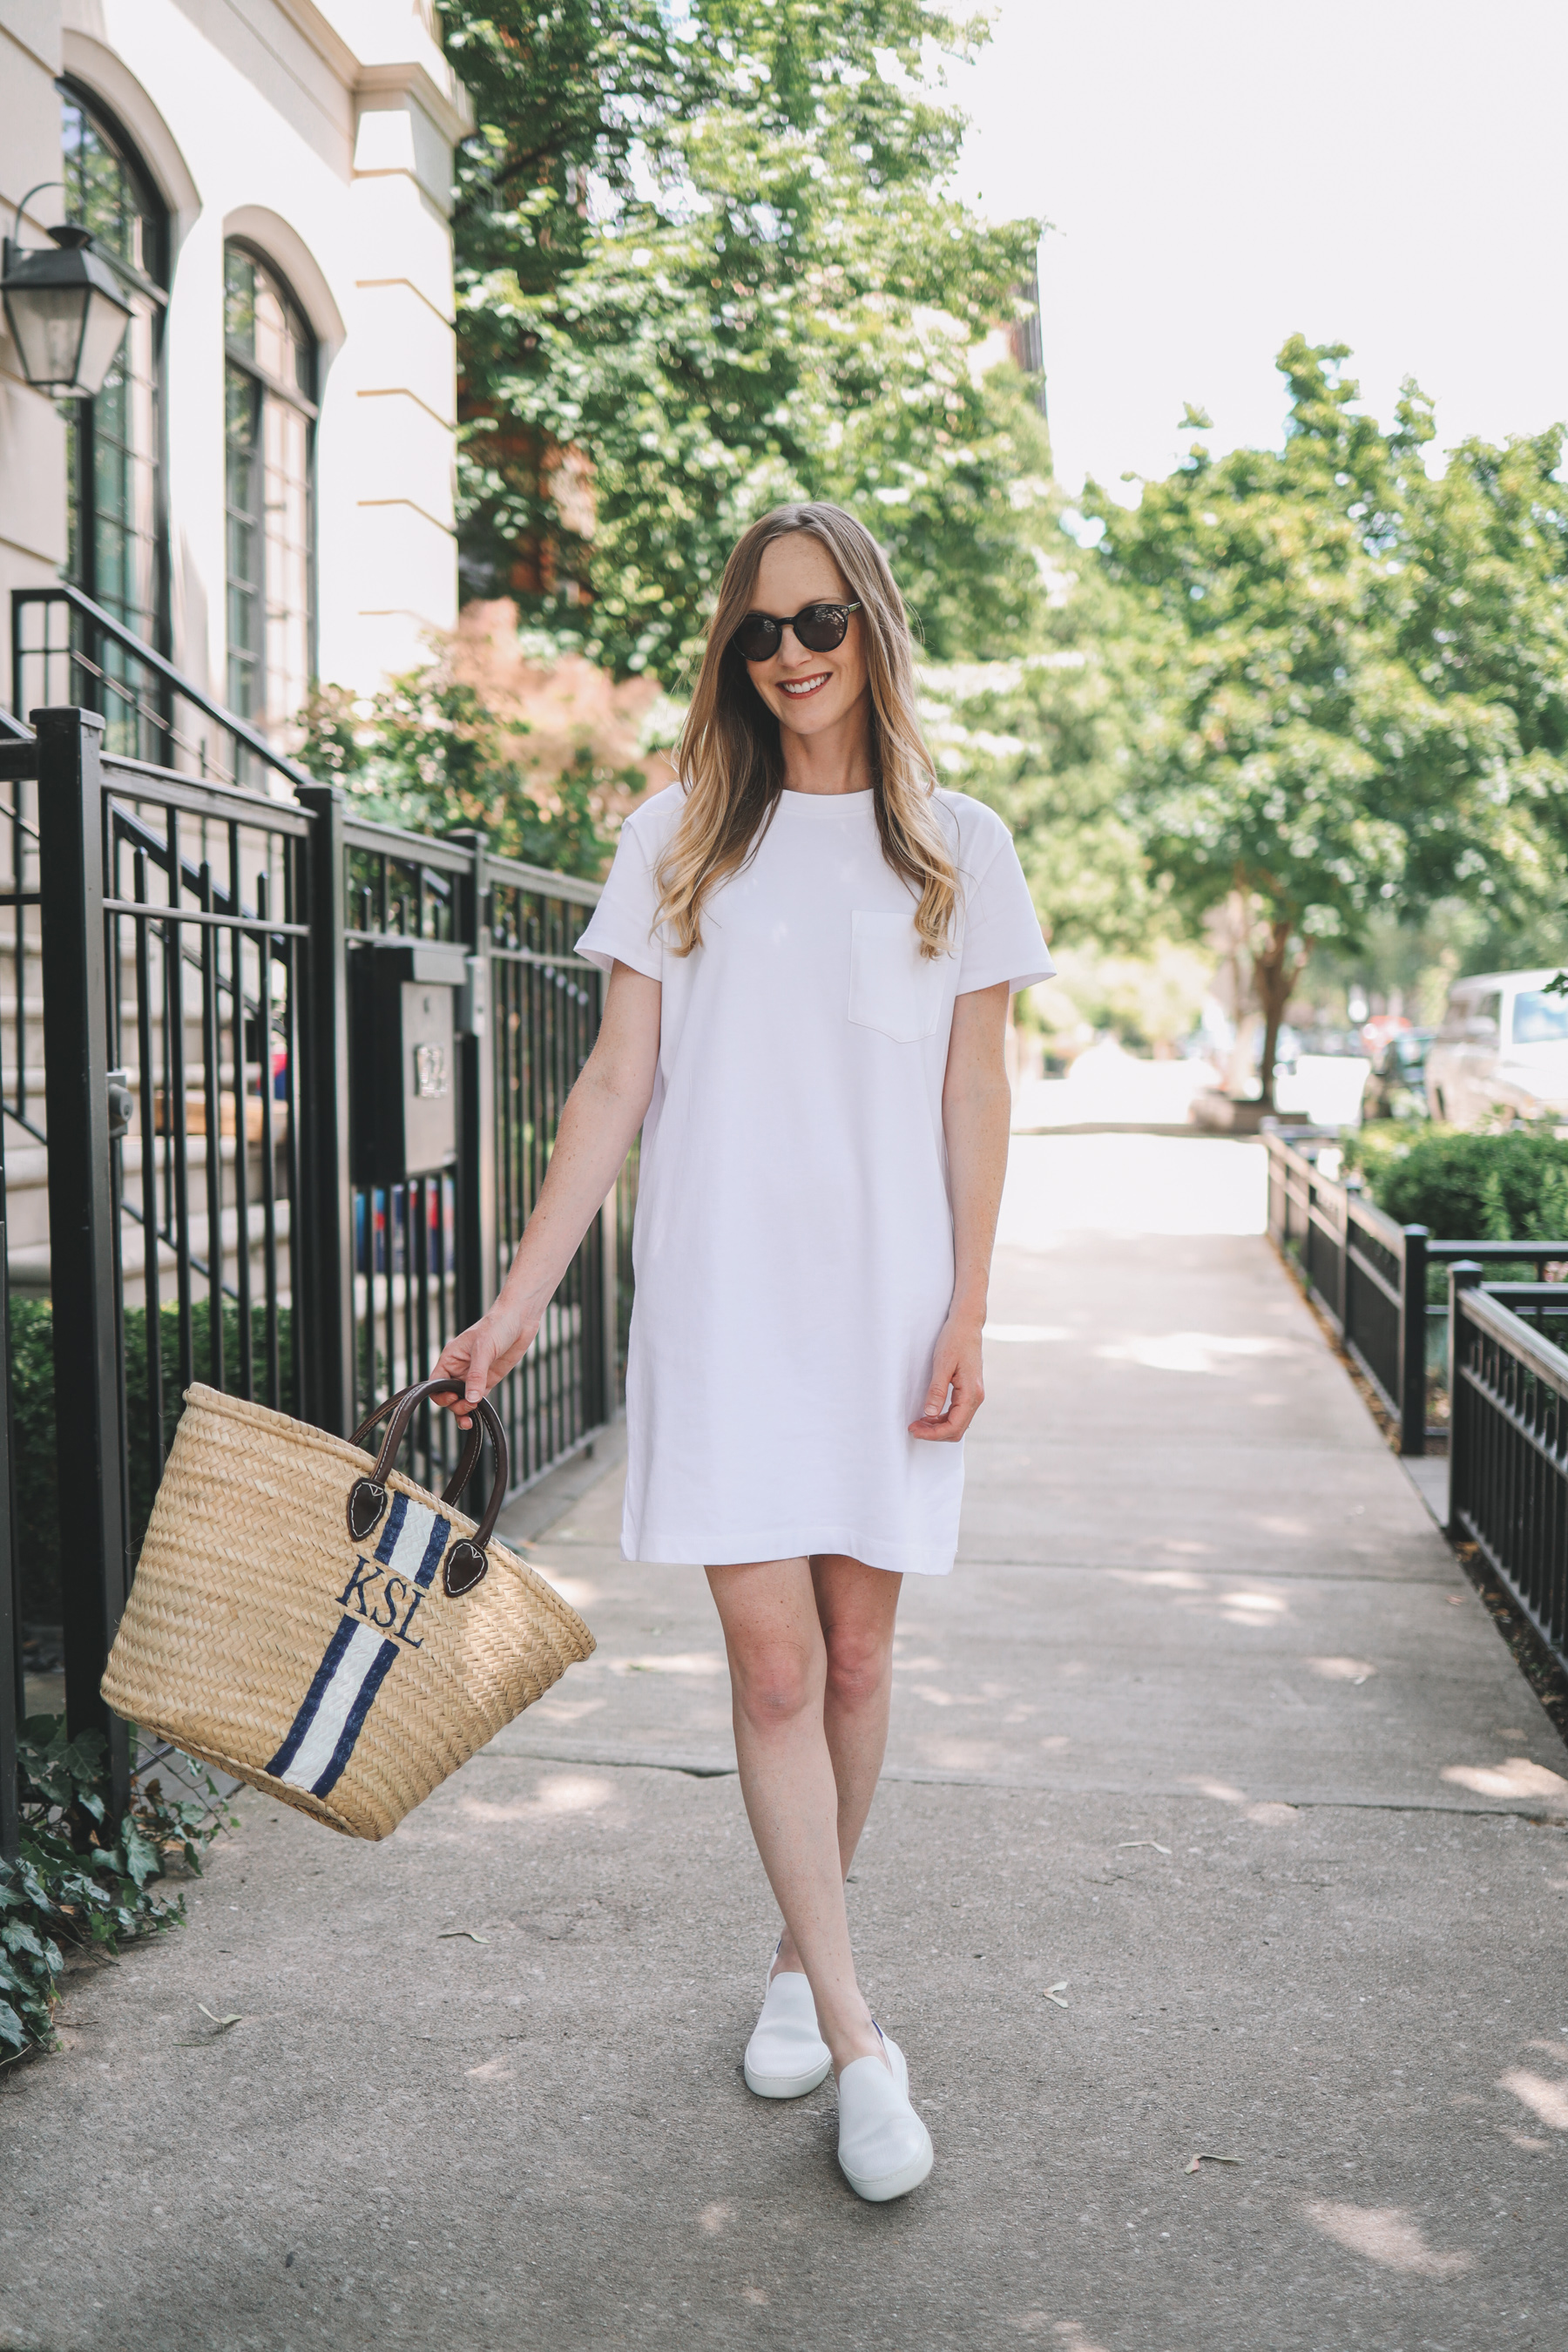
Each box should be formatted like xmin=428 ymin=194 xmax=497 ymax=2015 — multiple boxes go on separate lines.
xmin=345 ymin=1379 xmax=510 ymax=1598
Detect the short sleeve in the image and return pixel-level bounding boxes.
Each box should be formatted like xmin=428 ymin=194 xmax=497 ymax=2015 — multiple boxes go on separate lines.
xmin=575 ymin=817 xmax=663 ymax=980
xmin=956 ymin=825 xmax=1055 ymax=996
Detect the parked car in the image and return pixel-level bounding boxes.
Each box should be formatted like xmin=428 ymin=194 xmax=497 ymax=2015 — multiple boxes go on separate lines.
xmin=1362 ymin=1027 xmax=1433 ymax=1121
xmin=1425 ymin=969 xmax=1568 ymax=1125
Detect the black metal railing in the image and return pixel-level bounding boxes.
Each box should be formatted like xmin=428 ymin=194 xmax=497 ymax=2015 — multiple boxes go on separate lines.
xmin=1266 ymin=1127 xmax=1568 ymax=1456
xmin=1448 ymin=1265 xmax=1568 ymax=1670
xmin=489 ymin=855 xmax=614 ymax=1490
xmin=337 ymin=826 xmax=617 ymax=1501
xmin=1 ymin=686 xmax=629 ymax=1855
xmin=0 ymin=713 xmax=44 ymax=1149
xmin=1267 ymin=1128 xmax=1429 ymax=1452
xmin=0 ymin=719 xmax=20 ymax=1860
xmin=342 ymin=816 xmax=470 ymax=1501
xmin=105 ymin=760 xmax=312 ymax=1484
xmin=12 ymin=583 xmax=309 ymax=794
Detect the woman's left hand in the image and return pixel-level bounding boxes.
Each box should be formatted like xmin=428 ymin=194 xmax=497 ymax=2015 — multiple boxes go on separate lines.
xmin=909 ymin=1315 xmax=984 ymax=1442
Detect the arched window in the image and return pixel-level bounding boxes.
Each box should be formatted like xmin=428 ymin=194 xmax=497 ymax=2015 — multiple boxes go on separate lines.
xmin=223 ymin=244 xmax=315 ymax=748
xmin=58 ymin=84 xmax=167 ymax=685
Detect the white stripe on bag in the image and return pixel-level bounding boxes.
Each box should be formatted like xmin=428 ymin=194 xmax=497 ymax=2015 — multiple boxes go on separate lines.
xmin=278 ymin=1620 xmax=393 ymax=1791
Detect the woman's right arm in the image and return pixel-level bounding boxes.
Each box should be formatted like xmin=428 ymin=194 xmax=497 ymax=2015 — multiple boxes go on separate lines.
xmin=431 ymin=959 xmax=660 ymax=1424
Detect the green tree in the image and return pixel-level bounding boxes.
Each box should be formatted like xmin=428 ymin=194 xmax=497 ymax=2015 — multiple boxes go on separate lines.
xmin=1087 ymin=339 xmax=1564 ymax=1104
xmin=300 ymin=673 xmax=632 ymax=878
xmin=917 ymin=546 xmax=1159 ymax=950
xmin=443 ymin=0 xmax=1048 ymax=680
xmin=1391 ymin=422 xmax=1568 ymax=894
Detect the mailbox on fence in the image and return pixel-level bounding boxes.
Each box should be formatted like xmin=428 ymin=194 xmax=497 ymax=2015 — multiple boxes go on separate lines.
xmin=349 ymin=940 xmax=475 ymax=1186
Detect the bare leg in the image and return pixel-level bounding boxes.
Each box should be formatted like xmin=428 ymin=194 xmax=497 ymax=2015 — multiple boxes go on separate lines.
xmin=775 ymin=1553 xmax=901 ymax=1977
xmin=707 ymin=1557 xmax=882 ymax=2074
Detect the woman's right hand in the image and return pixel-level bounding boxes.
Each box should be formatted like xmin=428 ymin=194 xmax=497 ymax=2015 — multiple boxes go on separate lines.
xmin=430 ymin=1299 xmax=538 ymax=1428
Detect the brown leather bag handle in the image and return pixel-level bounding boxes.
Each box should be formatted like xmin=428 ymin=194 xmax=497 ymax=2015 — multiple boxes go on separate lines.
xmin=350 ymin=1396 xmax=485 ymax=1511
xmin=345 ymin=1379 xmax=510 ymax=1598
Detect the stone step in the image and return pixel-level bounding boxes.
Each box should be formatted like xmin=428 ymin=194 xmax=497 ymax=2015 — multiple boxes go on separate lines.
xmin=3 ymin=1129 xmax=291 ymax=1258
xmin=10 ymin=1196 xmax=295 ymax=1310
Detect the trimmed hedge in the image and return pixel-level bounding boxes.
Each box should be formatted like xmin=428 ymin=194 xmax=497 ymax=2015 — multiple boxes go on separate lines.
xmin=12 ymin=1299 xmax=294 ymax=1624
xmin=1359 ymin=1130 xmax=1568 ymax=1244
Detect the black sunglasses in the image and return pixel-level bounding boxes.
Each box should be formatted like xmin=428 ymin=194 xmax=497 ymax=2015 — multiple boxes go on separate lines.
xmin=732 ymin=601 xmax=862 ymax=664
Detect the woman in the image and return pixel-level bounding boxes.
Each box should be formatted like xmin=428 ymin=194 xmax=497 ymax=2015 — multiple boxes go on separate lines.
xmin=433 ymin=502 xmax=1051 ymax=2202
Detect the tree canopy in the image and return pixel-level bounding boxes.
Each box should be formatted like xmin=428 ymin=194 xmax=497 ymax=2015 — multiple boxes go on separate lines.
xmin=916 ymin=544 xmax=1157 ymax=951
xmin=443 ymin=1 xmax=1049 ymax=681
xmin=1085 ymin=338 xmax=1568 ymax=1098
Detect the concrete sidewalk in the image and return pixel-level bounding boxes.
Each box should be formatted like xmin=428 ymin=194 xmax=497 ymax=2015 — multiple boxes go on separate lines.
xmin=4 ymin=1136 xmax=1568 ymax=2352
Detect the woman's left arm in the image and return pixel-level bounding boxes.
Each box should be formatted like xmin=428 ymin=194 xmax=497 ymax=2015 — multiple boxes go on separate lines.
xmin=910 ymin=980 xmax=1012 ymax=1443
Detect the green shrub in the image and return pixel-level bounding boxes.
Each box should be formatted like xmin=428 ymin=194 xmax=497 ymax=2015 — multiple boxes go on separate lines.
xmin=0 ymin=1714 xmax=232 ymax=2059
xmin=1341 ymin=1119 xmax=1430 ymax=1192
xmin=11 ymin=1298 xmax=294 ymax=1625
xmin=1364 ymin=1130 xmax=1568 ymax=1242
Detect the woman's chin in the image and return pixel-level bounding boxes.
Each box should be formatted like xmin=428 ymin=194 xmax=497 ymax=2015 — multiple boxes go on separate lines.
xmin=774 ymin=690 xmax=847 ymax=734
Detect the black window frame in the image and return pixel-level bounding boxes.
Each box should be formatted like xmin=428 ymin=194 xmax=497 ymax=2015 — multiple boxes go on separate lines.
xmin=57 ymin=76 xmax=171 ymax=665
xmin=222 ymin=238 xmax=320 ymax=746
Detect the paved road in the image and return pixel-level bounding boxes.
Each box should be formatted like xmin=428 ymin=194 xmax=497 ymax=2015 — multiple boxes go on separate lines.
xmin=4 ymin=1137 xmax=1567 ymax=2352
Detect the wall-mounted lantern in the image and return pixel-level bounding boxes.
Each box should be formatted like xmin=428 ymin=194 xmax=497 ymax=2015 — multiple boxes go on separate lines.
xmin=1 ymin=182 xmax=132 ymax=399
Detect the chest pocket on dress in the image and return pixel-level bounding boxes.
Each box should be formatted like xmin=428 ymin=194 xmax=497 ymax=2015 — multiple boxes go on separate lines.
xmin=848 ymin=909 xmax=945 ymax=1044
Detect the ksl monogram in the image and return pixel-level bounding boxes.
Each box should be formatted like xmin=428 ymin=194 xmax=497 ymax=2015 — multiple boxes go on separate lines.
xmin=337 ymin=1554 xmax=429 ymax=1646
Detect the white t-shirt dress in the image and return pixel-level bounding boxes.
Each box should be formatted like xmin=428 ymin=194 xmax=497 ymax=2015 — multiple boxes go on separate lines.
xmin=574 ymin=783 xmax=1053 ymax=1575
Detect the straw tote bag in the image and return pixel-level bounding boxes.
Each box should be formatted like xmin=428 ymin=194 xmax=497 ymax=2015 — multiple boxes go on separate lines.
xmin=102 ymin=1376 xmax=595 ymax=1840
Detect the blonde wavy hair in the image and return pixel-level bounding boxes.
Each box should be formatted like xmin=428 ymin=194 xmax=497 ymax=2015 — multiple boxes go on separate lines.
xmin=654 ymin=504 xmax=958 ymax=959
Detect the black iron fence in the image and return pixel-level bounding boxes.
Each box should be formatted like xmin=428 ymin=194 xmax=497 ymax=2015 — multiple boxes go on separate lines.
xmin=1 ymin=685 xmax=625 ymax=1855
xmin=1448 ymin=1266 xmax=1568 ymax=1671
xmin=1267 ymin=1130 xmax=1429 ymax=1454
xmin=11 ymin=580 xmax=297 ymax=789
xmin=1266 ymin=1131 xmax=1568 ymax=1672
xmin=488 ymin=856 xmax=617 ymax=1491
xmin=1265 ymin=1128 xmax=1568 ymax=1455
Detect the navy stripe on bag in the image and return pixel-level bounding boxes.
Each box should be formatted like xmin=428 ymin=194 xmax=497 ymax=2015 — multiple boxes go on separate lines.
xmin=264 ymin=1492 xmax=451 ymax=1799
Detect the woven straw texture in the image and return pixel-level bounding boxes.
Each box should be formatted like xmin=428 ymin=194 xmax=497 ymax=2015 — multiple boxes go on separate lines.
xmin=101 ymin=1384 xmax=595 ymax=1839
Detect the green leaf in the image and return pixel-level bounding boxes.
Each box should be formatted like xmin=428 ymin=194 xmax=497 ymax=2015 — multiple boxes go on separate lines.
xmin=1 ymin=1714 xmax=228 ymax=2070
xmin=118 ymin=1819 xmax=162 ymax=1892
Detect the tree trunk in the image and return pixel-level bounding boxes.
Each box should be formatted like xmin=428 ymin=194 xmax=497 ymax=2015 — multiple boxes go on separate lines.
xmin=1254 ymin=919 xmax=1307 ymax=1108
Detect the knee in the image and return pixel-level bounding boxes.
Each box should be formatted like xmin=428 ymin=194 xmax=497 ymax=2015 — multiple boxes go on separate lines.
xmin=733 ymin=1643 xmax=820 ymax=1728
xmin=824 ymin=1631 xmax=891 ymax=1713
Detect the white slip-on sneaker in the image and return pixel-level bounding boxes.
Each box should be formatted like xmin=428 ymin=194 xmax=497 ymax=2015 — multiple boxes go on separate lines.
xmin=836 ymin=2029 xmax=934 ymax=2202
xmin=743 ymin=1957 xmax=833 ymax=2099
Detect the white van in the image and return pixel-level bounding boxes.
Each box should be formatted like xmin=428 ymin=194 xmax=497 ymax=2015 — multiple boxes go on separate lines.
xmin=1425 ymin=968 xmax=1568 ymax=1125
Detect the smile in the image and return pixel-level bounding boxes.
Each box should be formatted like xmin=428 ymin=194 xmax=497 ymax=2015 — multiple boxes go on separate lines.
xmin=780 ymin=672 xmax=832 ymax=699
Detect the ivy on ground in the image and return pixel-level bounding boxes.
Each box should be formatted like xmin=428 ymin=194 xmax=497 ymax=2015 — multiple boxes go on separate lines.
xmin=0 ymin=1715 xmax=233 ymax=2060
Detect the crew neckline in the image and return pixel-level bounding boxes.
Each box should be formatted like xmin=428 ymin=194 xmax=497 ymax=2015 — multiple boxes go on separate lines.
xmin=774 ymin=787 xmax=876 ymax=817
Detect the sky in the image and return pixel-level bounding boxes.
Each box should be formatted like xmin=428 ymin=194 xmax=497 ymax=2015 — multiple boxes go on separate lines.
xmin=950 ymin=0 xmax=1568 ymax=504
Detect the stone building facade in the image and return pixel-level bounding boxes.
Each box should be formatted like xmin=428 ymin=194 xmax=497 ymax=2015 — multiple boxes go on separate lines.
xmin=0 ymin=0 xmax=470 ymax=736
